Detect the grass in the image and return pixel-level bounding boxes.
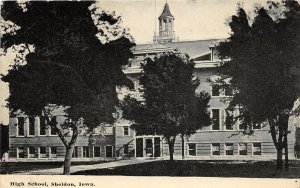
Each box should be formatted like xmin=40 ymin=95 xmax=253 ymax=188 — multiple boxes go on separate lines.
xmin=72 ymin=160 xmax=300 ymax=178
xmin=0 ymin=160 xmax=110 ymax=174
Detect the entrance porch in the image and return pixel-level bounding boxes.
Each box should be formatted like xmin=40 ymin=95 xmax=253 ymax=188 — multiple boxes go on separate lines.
xmin=135 ymin=136 xmax=162 ymax=157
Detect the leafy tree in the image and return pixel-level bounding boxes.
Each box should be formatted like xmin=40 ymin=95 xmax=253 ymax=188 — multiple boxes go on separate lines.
xmin=1 ymin=1 xmax=134 ymax=174
xmin=0 ymin=124 xmax=9 ymax=160
xmin=216 ymin=1 xmax=300 ymax=171
xmin=121 ymin=52 xmax=210 ymax=161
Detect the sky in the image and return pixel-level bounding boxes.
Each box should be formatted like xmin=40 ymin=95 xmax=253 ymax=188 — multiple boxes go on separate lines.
xmin=98 ymin=0 xmax=273 ymax=44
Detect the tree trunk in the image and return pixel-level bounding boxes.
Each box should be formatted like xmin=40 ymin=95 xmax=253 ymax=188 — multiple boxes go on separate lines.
xmin=276 ymin=146 xmax=283 ymax=171
xmin=284 ymin=134 xmax=289 ymax=171
xmin=181 ymin=134 xmax=185 ymax=159
xmin=167 ymin=137 xmax=176 ymax=161
xmin=63 ymin=144 xmax=75 ymax=175
xmin=168 ymin=142 xmax=174 ymax=161
xmin=44 ymin=113 xmax=79 ymax=175
xmin=55 ymin=123 xmax=78 ymax=175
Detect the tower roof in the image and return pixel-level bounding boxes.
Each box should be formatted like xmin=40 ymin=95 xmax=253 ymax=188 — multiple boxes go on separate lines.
xmin=158 ymin=2 xmax=174 ymax=19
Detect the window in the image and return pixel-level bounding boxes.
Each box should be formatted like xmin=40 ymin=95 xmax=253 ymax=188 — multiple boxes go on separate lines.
xmin=50 ymin=147 xmax=57 ymax=158
xmin=239 ymin=143 xmax=247 ymax=155
xmin=28 ymin=117 xmax=35 ymax=136
xmin=123 ymin=145 xmax=129 ymax=155
xmin=211 ymin=109 xmax=220 ymax=130
xmin=123 ymin=126 xmax=129 ymax=136
xmin=50 ymin=116 xmax=57 ymax=135
xmin=188 ymin=143 xmax=196 ymax=156
xmin=94 ymin=146 xmax=101 ymax=157
xmin=17 ymin=147 xmax=25 ymax=158
xmin=39 ymin=147 xmax=47 ymax=158
xmin=211 ymin=85 xmax=220 ymax=96
xmin=212 ymin=143 xmax=220 ymax=155
xmin=50 ymin=147 xmax=57 ymax=155
xmin=253 ymin=123 xmax=261 ymax=130
xmin=82 ymin=146 xmax=90 ymax=158
xmin=40 ymin=147 xmax=46 ymax=154
xmin=28 ymin=147 xmax=35 ymax=158
xmin=225 ymin=143 xmax=234 ymax=155
xmin=253 ymin=143 xmax=262 ymax=155
xmin=39 ymin=116 xmax=47 ymax=135
xmin=72 ymin=147 xmax=78 ymax=158
xmin=105 ymin=145 xmax=113 ymax=157
xmin=17 ymin=117 xmax=25 ymax=136
xmin=225 ymin=110 xmax=234 ymax=130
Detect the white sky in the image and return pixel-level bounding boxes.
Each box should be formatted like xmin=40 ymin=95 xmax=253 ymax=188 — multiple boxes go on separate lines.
xmin=99 ymin=0 xmax=273 ymax=44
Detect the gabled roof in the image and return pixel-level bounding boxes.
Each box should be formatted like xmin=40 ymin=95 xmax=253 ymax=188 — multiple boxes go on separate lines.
xmin=132 ymin=43 xmax=174 ymax=55
xmin=163 ymin=39 xmax=218 ymax=58
xmin=158 ymin=3 xmax=174 ymax=19
xmin=133 ymin=39 xmax=224 ymax=59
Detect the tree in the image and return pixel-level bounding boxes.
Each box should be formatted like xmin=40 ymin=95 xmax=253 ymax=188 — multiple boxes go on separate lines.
xmin=178 ymin=91 xmax=211 ymax=159
xmin=121 ymin=52 xmax=210 ymax=161
xmin=215 ymin=1 xmax=300 ymax=171
xmin=1 ymin=1 xmax=134 ymax=174
xmin=0 ymin=124 xmax=9 ymax=160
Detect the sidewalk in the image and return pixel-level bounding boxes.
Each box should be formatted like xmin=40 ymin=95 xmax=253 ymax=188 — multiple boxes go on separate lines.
xmin=19 ymin=158 xmax=162 ymax=175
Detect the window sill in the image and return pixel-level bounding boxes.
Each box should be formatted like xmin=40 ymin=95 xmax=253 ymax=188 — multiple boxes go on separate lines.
xmin=211 ymin=96 xmax=232 ymax=98
xmin=198 ymin=130 xmax=255 ymax=132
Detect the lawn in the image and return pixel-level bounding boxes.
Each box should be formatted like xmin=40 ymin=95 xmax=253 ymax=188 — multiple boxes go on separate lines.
xmin=72 ymin=160 xmax=300 ymax=178
xmin=0 ymin=160 xmax=110 ymax=174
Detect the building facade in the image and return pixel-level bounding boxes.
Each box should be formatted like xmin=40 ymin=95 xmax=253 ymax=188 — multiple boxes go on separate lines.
xmin=7 ymin=2 xmax=299 ymax=161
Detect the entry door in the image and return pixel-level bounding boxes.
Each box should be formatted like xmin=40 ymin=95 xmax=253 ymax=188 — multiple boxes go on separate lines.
xmin=154 ymin=137 xmax=161 ymax=157
xmin=136 ymin=138 xmax=143 ymax=157
xmin=105 ymin=146 xmax=113 ymax=157
xmin=145 ymin=139 xmax=153 ymax=157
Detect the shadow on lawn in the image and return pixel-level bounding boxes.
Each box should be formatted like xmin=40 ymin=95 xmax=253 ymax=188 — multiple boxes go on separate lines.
xmin=0 ymin=160 xmax=111 ymax=174
xmin=72 ymin=160 xmax=300 ymax=178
